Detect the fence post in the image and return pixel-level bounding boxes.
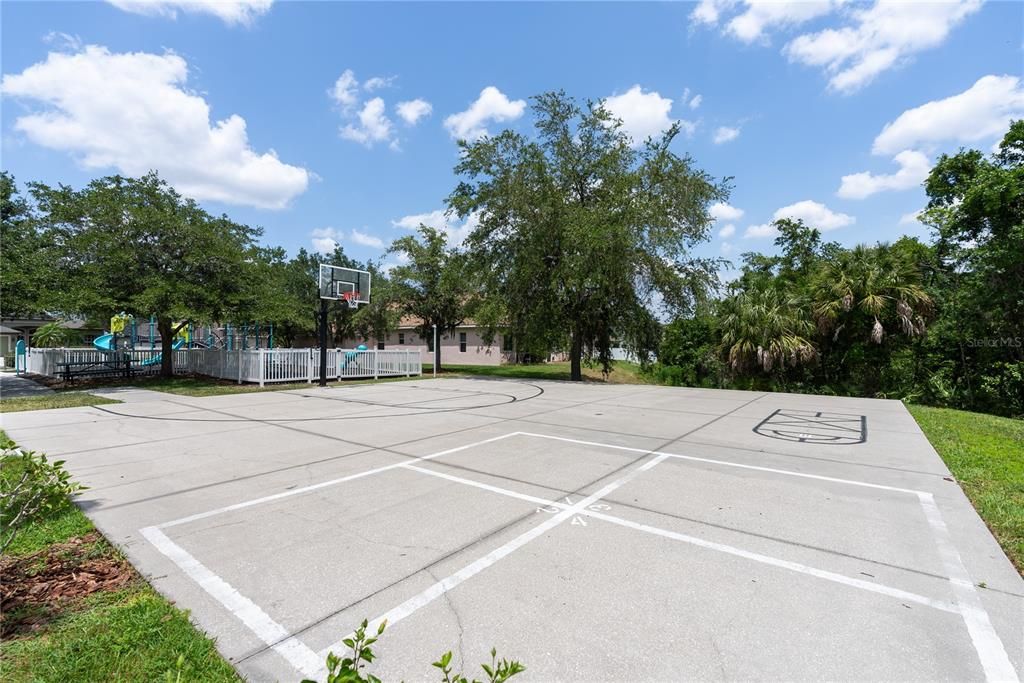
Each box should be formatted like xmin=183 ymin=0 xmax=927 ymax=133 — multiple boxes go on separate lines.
xmin=374 ymin=350 xmax=379 ymax=380
xmin=237 ymin=350 xmax=243 ymax=384
xmin=259 ymin=348 xmax=266 ymax=387
xmin=308 ymin=349 xmax=314 ymax=384
xmin=406 ymin=350 xmax=411 ymax=377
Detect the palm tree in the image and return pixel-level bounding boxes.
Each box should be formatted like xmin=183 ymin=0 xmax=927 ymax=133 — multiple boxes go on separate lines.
xmin=31 ymin=321 xmax=81 ymax=348
xmin=718 ymin=286 xmax=817 ymax=374
xmin=811 ymin=244 xmax=931 ymax=345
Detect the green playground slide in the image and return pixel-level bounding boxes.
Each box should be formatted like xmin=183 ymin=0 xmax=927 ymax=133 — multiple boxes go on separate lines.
xmin=93 ymin=334 xmax=185 ymax=366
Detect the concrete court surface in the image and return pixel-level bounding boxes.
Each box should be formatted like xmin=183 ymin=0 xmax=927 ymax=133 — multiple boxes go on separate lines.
xmin=1 ymin=378 xmax=1021 ymax=682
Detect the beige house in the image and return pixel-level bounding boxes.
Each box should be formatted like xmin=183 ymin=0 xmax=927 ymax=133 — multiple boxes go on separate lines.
xmin=342 ymin=316 xmax=516 ymax=366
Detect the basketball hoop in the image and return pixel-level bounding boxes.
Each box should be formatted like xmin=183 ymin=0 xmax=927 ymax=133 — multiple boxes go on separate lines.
xmin=341 ymin=291 xmax=360 ymax=309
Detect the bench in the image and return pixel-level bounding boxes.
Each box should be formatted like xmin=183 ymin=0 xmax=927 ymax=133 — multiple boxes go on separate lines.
xmin=56 ymin=357 xmax=137 ymax=383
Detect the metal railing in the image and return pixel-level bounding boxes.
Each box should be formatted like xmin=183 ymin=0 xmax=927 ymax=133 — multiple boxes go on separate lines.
xmin=25 ymin=347 xmax=422 ymax=385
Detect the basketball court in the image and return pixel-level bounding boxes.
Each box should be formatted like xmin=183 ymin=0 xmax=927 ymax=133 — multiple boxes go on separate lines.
xmin=2 ymin=378 xmax=1021 ymax=681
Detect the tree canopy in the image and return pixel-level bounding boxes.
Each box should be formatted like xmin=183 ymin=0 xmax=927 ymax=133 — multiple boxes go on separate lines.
xmin=388 ymin=226 xmax=474 ymax=369
xmin=28 ymin=173 xmax=264 ymax=375
xmin=449 ymin=91 xmax=728 ymax=380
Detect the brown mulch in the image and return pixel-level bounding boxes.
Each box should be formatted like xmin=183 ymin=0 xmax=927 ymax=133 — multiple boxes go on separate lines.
xmin=26 ymin=371 xmax=214 ymax=391
xmin=0 ymin=532 xmax=139 ymax=637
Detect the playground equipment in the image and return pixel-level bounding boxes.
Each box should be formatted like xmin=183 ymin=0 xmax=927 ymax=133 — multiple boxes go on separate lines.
xmin=93 ymin=333 xmax=185 ymax=366
xmin=340 ymin=344 xmax=369 ymax=370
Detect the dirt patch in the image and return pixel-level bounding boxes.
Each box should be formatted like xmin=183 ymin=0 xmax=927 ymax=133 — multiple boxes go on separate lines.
xmin=0 ymin=532 xmax=139 ymax=637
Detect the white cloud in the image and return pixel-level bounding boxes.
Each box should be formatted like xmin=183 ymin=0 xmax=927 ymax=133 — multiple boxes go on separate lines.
xmin=689 ymin=94 xmax=703 ymax=109
xmin=774 ymin=199 xmax=855 ymax=230
xmin=719 ymin=223 xmax=736 ymax=238
xmin=721 ymin=240 xmax=734 ymax=255
xmin=872 ymin=75 xmax=1024 ymax=155
xmin=396 ymin=99 xmax=432 ymax=126
xmin=837 ymin=150 xmax=930 ymax=199
xmin=899 ymin=210 xmax=923 ymax=226
xmin=710 ymin=202 xmax=744 ymax=222
xmin=727 ymin=1 xmax=836 ymax=43
xmin=690 ymin=0 xmax=736 ymax=26
xmin=444 ymin=86 xmax=526 ymax=141
xmin=106 ymin=0 xmax=272 ymax=26
xmin=329 ymin=69 xmax=359 ymax=111
xmin=743 ymin=223 xmax=778 ymax=239
xmin=713 ymin=125 xmax=740 ymax=144
xmin=604 ymin=85 xmax=693 ymax=147
xmin=1 ymin=45 xmax=309 ymax=209
xmin=392 ymin=208 xmax=480 ymax=244
xmin=311 ymin=227 xmax=342 ymax=254
xmin=362 ymin=76 xmax=394 ymax=92
xmin=785 ymin=0 xmax=983 ymax=93
xmin=350 ymin=228 xmax=385 ymax=248
xmin=339 ymin=97 xmax=395 ymax=148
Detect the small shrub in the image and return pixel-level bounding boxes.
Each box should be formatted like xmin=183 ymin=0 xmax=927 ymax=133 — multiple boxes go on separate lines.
xmin=305 ymin=619 xmax=524 ymax=683
xmin=1 ymin=449 xmax=87 ymax=553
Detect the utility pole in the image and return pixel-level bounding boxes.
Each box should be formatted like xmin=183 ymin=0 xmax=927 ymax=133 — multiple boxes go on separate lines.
xmin=432 ymin=323 xmax=438 ymax=378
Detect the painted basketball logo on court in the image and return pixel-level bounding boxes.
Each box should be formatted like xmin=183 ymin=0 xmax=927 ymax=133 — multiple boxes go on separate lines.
xmin=753 ymin=408 xmax=867 ymax=445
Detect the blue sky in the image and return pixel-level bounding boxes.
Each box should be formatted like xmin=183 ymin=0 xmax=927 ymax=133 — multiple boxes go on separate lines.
xmin=2 ymin=1 xmax=1022 ymax=278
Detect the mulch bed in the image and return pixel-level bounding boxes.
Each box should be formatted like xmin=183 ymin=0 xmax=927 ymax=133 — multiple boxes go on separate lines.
xmin=26 ymin=372 xmax=214 ymax=391
xmin=0 ymin=532 xmax=139 ymax=637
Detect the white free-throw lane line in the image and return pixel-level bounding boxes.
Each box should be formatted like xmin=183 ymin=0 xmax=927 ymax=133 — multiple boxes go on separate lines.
xmin=407 ymin=460 xmax=960 ymax=614
xmin=140 ymin=432 xmax=523 ymax=678
xmin=158 ymin=432 xmax=522 ymax=529
xmin=315 ymin=451 xmax=672 ymax=665
xmin=517 ymin=431 xmax=924 ymax=494
xmin=917 ymin=493 xmax=1020 ymax=682
xmin=140 ymin=527 xmax=323 ymax=678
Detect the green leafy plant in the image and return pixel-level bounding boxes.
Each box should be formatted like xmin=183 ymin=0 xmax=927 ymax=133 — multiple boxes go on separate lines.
xmin=0 ymin=448 xmax=87 ymax=553
xmin=306 ymin=619 xmax=524 ymax=683
xmin=303 ymin=619 xmax=387 ymax=683
xmin=31 ymin=320 xmax=82 ymax=348
xmin=433 ymin=648 xmax=525 ymax=683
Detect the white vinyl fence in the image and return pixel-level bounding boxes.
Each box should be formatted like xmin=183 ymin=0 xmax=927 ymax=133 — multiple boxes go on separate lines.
xmin=25 ymin=347 xmax=421 ymax=385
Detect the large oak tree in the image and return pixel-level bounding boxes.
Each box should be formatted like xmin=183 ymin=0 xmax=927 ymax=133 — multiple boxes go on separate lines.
xmin=31 ymin=172 xmax=263 ymax=377
xmin=448 ymin=91 xmax=727 ymax=380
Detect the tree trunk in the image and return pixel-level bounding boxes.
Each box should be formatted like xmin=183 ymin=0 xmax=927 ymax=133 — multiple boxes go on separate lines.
xmin=157 ymin=317 xmax=175 ymax=379
xmin=569 ymin=329 xmax=583 ymax=382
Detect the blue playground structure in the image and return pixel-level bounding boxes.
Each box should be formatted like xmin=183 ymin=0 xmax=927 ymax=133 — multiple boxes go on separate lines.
xmin=340 ymin=344 xmax=368 ymax=369
xmin=93 ymin=333 xmax=185 ymax=366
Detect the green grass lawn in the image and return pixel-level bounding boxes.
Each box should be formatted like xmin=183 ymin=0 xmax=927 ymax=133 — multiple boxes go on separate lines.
xmin=0 ymin=429 xmax=239 ymax=682
xmin=0 ymin=393 xmax=121 ymax=413
xmin=909 ymin=405 xmax=1024 ymax=574
xmin=427 ymin=360 xmax=653 ymax=384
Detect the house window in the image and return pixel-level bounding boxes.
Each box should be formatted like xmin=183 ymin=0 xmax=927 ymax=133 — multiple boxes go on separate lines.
xmin=502 ymin=334 xmax=513 ymax=352
xmin=459 ymin=332 xmax=467 ymax=353
xmin=398 ymin=332 xmax=405 ymax=345
xmin=377 ymin=341 xmax=385 ymax=350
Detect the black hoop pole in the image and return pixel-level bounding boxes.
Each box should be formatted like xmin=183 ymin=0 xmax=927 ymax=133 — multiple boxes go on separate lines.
xmin=318 ymin=298 xmax=328 ymax=387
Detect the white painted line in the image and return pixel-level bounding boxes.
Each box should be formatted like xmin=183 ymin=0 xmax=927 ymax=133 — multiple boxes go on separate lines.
xmin=159 ymin=432 xmax=523 ymax=529
xmin=917 ymin=493 xmax=1019 ymax=682
xmin=585 ymin=509 xmax=959 ymax=613
xmin=316 ymin=451 xmax=672 ymax=665
xmin=517 ymin=431 xmax=923 ymax=495
xmin=407 ymin=459 xmax=961 ymax=615
xmin=402 ymin=464 xmax=556 ymax=508
xmin=140 ymin=526 xmax=322 ymax=678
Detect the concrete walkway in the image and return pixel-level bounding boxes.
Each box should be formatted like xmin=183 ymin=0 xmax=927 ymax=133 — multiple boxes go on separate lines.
xmin=0 ymin=373 xmax=54 ymax=399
